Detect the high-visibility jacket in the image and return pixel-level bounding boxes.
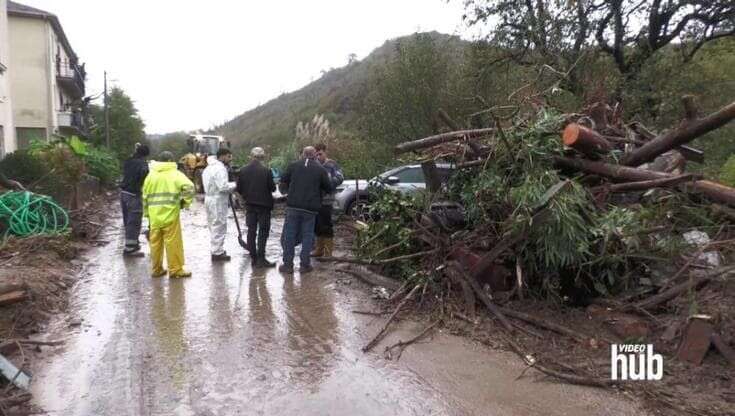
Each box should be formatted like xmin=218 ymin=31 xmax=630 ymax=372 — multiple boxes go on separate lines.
xmin=142 ymin=161 xmax=195 ymax=229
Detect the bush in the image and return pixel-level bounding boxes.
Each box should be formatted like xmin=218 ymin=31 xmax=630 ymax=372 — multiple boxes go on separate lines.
xmin=0 ymin=149 xmax=51 ymax=185
xmin=29 ymin=136 xmax=120 ymax=186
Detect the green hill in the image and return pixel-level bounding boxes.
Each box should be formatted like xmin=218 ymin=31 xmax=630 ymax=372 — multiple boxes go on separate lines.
xmin=212 ymin=31 xmax=468 ymax=155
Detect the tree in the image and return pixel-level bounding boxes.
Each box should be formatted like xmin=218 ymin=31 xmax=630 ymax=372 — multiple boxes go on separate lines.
xmin=149 ymin=132 xmax=190 ymax=157
xmin=362 ymin=33 xmax=452 ymax=144
xmin=463 ymin=0 xmax=735 ymax=90
xmin=88 ymin=87 xmax=147 ymax=160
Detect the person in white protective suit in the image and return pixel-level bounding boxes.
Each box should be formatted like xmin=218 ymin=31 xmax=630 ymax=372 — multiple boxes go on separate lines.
xmin=202 ymin=148 xmax=236 ymax=261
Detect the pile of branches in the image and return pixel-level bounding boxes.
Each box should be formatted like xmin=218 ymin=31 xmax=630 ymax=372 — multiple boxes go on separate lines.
xmin=327 ymin=97 xmax=735 ymax=392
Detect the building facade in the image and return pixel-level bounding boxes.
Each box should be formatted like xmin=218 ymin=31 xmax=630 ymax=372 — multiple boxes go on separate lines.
xmin=6 ymin=0 xmax=86 ymax=150
xmin=0 ymin=0 xmax=16 ymax=157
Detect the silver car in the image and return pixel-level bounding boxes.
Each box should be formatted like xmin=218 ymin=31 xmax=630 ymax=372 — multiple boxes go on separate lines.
xmin=333 ymin=163 xmax=454 ymax=218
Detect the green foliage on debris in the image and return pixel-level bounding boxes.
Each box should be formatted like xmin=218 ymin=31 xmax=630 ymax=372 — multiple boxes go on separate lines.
xmin=358 ymin=111 xmax=727 ymax=300
xmin=355 ymin=188 xmax=426 ymax=282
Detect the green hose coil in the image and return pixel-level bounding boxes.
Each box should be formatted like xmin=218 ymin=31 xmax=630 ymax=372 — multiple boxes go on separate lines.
xmin=0 ymin=191 xmax=69 ymax=238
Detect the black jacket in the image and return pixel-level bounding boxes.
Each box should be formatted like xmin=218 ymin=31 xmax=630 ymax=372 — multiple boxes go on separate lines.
xmin=280 ymin=158 xmax=331 ymax=213
xmin=119 ymin=157 xmax=148 ymax=195
xmin=237 ymin=160 xmax=275 ymax=208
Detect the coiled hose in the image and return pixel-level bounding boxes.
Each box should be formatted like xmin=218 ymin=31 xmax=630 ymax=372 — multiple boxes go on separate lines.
xmin=0 ymin=191 xmax=69 ymax=238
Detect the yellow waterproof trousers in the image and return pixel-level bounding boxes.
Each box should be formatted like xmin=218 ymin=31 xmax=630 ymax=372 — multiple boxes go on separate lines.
xmin=150 ymin=217 xmax=185 ymax=276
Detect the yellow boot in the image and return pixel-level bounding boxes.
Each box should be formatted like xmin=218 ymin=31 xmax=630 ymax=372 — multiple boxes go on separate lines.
xmin=323 ymin=238 xmax=334 ymax=257
xmin=311 ymin=237 xmax=325 ymax=257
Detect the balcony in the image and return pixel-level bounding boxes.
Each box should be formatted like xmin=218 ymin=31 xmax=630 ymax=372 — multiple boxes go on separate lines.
xmin=56 ymin=61 xmax=85 ymax=99
xmin=57 ymin=111 xmax=87 ymax=136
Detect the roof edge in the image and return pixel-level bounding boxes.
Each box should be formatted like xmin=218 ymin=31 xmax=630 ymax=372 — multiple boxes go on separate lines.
xmin=7 ymin=1 xmax=79 ymax=62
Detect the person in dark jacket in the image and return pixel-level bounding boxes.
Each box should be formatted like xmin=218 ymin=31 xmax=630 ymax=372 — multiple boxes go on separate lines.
xmin=278 ymin=146 xmax=331 ymax=274
xmin=311 ymin=143 xmax=343 ymax=258
xmin=236 ymin=147 xmax=276 ymax=268
xmin=119 ymin=143 xmax=150 ymax=257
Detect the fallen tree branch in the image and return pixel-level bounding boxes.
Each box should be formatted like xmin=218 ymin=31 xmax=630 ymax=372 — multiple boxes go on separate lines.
xmin=621 ymin=100 xmax=735 ymax=166
xmin=335 ymin=265 xmax=402 ymax=291
xmin=362 ymin=284 xmax=421 ymax=352
xmin=504 ymin=337 xmax=616 ymax=387
xmin=376 ymin=249 xmax=439 ymax=265
xmin=395 ymin=128 xmax=495 ymax=154
xmin=554 ymin=156 xmax=735 ymax=207
xmin=383 ymin=319 xmax=441 ymax=361
xmin=317 ymin=256 xmax=373 ymax=266
xmin=591 ymin=173 xmax=701 ymax=193
xmin=451 ymin=262 xmax=515 ymax=333
xmin=628 ymin=264 xmax=735 ymax=311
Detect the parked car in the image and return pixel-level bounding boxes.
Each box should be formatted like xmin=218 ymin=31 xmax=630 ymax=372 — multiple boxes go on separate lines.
xmin=334 ymin=163 xmax=454 ymax=218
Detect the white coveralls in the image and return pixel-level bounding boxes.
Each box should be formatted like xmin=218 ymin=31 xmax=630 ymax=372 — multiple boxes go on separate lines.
xmin=202 ymin=156 xmax=236 ymax=255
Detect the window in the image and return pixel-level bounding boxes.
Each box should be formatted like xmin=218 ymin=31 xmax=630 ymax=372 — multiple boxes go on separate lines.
xmin=395 ymin=167 xmax=425 ymax=183
xmin=16 ymin=128 xmax=47 ymax=149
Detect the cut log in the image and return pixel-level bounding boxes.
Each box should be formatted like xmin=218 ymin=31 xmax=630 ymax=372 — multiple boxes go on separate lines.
xmin=562 ymin=123 xmax=614 ymax=157
xmin=395 ymin=128 xmax=495 ymax=154
xmin=554 ymin=157 xmax=735 ymax=207
xmin=0 ymin=290 xmax=28 ymax=307
xmin=621 ymin=100 xmax=735 ymax=166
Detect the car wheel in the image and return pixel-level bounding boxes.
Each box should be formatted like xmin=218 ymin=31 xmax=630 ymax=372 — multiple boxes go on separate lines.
xmin=347 ymin=198 xmax=369 ymax=221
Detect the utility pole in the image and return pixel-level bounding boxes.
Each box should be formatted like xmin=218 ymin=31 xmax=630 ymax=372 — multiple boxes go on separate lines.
xmin=104 ymin=70 xmax=110 ymax=148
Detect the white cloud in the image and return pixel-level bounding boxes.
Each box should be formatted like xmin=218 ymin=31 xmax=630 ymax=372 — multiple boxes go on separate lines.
xmin=17 ymin=0 xmax=470 ymax=133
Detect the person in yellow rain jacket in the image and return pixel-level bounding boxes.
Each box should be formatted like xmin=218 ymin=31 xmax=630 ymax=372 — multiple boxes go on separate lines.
xmin=142 ymin=151 xmax=196 ymax=278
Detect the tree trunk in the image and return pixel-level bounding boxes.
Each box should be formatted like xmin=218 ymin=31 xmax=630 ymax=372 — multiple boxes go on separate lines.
xmin=621 ymin=101 xmax=735 ymax=166
xmin=554 ymin=157 xmax=735 ymax=207
xmin=562 ymin=123 xmax=614 ymax=158
xmin=421 ymin=161 xmax=442 ymax=193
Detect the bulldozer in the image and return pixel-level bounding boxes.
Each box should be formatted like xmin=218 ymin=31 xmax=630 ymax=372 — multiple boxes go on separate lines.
xmin=179 ymin=134 xmax=231 ymax=193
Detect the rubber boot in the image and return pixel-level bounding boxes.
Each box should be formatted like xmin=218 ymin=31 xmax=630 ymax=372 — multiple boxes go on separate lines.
xmin=310 ymin=237 xmax=325 ymax=257
xmin=323 ymin=238 xmax=334 ymax=257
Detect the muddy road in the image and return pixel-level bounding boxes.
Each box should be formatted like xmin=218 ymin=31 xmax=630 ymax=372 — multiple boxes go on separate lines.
xmin=28 ymin=199 xmax=644 ymax=415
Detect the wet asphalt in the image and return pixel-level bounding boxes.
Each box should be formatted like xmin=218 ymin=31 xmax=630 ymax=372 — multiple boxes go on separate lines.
xmin=28 ymin=199 xmax=646 ymax=416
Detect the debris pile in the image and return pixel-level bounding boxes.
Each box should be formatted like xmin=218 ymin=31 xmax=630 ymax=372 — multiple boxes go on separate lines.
xmin=0 ymin=193 xmax=111 ymax=413
xmin=331 ymin=98 xmax=735 ymax=415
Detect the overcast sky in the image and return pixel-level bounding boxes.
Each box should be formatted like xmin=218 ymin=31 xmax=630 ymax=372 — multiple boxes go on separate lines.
xmin=18 ymin=0 xmax=470 ymax=134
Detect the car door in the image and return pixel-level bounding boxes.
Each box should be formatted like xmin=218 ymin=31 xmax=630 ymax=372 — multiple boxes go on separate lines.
xmin=389 ymin=167 xmax=426 ymax=194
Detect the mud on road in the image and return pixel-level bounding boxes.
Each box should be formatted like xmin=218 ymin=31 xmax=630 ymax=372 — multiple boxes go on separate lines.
xmin=27 ymin=199 xmax=645 ymax=415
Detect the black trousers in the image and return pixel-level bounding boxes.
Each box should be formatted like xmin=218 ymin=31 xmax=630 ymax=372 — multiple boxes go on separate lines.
xmin=314 ymin=204 xmax=334 ymax=238
xmin=246 ymin=204 xmax=272 ymax=258
xmin=120 ymin=192 xmax=143 ymax=251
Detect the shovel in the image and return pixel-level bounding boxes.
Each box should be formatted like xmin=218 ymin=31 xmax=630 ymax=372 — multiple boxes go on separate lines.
xmin=229 ymin=194 xmax=249 ymax=250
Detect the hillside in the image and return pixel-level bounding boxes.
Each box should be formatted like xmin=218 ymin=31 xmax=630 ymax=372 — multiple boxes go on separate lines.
xmin=212 ymin=31 xmax=468 ymax=153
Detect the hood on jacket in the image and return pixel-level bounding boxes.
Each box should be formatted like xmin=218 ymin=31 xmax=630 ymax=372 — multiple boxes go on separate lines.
xmin=150 ymin=161 xmax=178 ymax=172
xmin=206 ymin=155 xmax=221 ymax=166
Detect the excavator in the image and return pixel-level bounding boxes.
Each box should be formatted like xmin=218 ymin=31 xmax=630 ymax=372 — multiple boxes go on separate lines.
xmin=179 ymin=134 xmax=231 ymax=193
